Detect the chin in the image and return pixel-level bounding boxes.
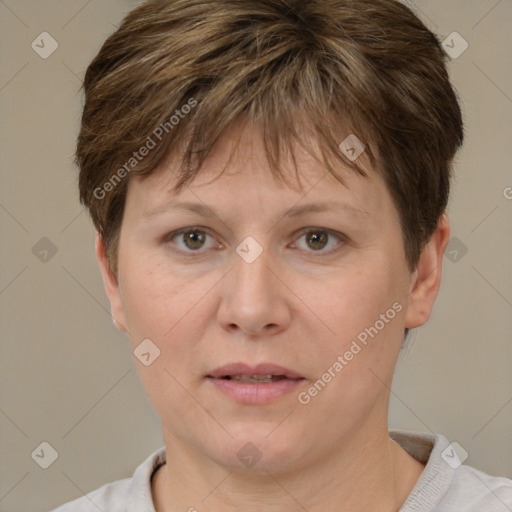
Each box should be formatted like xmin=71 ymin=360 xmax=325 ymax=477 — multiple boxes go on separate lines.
xmin=206 ymin=426 xmax=309 ymax=474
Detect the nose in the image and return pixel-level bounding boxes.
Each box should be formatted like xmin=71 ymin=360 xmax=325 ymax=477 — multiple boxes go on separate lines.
xmin=216 ymin=246 xmax=292 ymax=337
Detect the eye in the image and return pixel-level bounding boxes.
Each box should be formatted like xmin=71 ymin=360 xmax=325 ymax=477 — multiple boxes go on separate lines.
xmin=292 ymin=229 xmax=345 ymax=254
xmin=167 ymin=228 xmax=221 ymax=253
xmin=165 ymin=227 xmax=346 ymax=256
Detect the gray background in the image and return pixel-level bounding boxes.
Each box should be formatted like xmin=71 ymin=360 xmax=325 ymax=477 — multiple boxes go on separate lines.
xmin=0 ymin=1 xmax=511 ymax=511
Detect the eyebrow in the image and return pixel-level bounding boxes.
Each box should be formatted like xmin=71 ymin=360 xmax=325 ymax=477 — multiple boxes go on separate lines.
xmin=142 ymin=200 xmax=369 ymax=221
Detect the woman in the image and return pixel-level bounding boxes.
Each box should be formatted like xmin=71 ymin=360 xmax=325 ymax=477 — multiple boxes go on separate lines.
xmin=52 ymin=1 xmax=512 ymax=510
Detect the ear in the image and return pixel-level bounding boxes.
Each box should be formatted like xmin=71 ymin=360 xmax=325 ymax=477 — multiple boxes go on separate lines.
xmin=405 ymin=214 xmax=450 ymax=329
xmin=95 ymin=232 xmax=129 ymax=333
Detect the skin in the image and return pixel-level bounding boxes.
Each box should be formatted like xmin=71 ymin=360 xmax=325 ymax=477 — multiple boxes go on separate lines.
xmin=96 ymin=119 xmax=450 ymax=512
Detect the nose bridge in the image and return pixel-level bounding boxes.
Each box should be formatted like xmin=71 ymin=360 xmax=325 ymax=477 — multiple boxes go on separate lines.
xmin=234 ymin=246 xmax=272 ymax=298
xmin=217 ymin=240 xmax=290 ymax=335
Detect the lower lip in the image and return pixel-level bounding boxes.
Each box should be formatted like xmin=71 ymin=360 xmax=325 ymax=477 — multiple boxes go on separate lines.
xmin=207 ymin=377 xmax=305 ymax=404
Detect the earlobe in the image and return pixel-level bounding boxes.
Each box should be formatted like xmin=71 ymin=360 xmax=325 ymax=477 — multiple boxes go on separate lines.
xmin=404 ymin=215 xmax=451 ymax=329
xmin=95 ymin=233 xmax=129 ymax=333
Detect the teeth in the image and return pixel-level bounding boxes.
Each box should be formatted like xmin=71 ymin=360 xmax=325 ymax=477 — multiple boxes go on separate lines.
xmin=229 ymin=374 xmax=284 ymax=383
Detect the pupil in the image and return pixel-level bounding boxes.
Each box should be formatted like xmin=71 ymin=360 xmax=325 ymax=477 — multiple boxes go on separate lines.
xmin=307 ymin=232 xmax=327 ymax=250
xmin=184 ymin=231 xmax=205 ymax=250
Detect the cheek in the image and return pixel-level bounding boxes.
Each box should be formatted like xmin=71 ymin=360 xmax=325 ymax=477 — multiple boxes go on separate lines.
xmin=306 ymin=257 xmax=407 ymax=375
xmin=118 ymin=249 xmax=222 ymax=365
xmin=320 ymin=263 xmax=399 ymax=331
xmin=118 ymin=250 xmax=188 ymax=342
xmin=116 ymin=253 xmax=212 ymax=413
xmin=121 ymin=271 xmax=175 ymax=341
xmin=295 ymin=264 xmax=406 ymax=425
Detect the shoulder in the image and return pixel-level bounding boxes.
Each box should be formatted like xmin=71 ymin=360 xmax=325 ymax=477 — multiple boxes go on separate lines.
xmin=48 ymin=446 xmax=167 ymax=512
xmin=442 ymin=465 xmax=512 ymax=512
xmin=50 ymin=478 xmax=131 ymax=512
xmin=390 ymin=430 xmax=512 ymax=512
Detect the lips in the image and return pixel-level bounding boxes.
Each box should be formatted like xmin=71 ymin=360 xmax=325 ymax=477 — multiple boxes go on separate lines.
xmin=207 ymin=362 xmax=304 ymax=381
xmin=206 ymin=363 xmax=305 ymax=406
xmin=206 ymin=363 xmax=305 ymax=404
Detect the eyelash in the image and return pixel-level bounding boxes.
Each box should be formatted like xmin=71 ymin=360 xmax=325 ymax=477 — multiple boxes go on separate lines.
xmin=164 ymin=226 xmax=347 ymax=257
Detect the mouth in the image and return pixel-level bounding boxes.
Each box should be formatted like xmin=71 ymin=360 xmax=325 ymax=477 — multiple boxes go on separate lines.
xmin=207 ymin=362 xmax=304 ymax=381
xmin=206 ymin=363 xmax=305 ymax=404
xmin=218 ymin=374 xmax=290 ymax=383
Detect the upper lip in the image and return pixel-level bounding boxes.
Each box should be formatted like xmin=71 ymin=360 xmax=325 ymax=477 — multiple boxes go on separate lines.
xmin=207 ymin=362 xmax=304 ymax=379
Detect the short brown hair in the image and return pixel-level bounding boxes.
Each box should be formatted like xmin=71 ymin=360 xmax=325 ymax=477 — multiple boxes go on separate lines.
xmin=76 ymin=0 xmax=463 ymax=276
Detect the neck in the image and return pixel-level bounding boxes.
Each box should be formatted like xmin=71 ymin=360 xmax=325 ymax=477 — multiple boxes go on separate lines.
xmin=152 ymin=424 xmax=425 ymax=512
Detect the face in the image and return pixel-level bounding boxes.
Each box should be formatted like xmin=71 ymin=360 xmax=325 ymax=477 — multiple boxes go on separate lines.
xmin=98 ymin=121 xmax=447 ymax=474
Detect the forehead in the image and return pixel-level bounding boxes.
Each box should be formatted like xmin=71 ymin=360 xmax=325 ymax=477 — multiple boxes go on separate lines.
xmin=127 ymin=120 xmax=386 ymax=218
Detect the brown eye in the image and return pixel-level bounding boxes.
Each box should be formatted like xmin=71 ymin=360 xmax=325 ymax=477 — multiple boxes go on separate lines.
xmin=292 ymin=229 xmax=345 ymax=255
xmin=182 ymin=230 xmax=207 ymax=250
xmin=167 ymin=228 xmax=219 ymax=254
xmin=305 ymin=231 xmax=329 ymax=251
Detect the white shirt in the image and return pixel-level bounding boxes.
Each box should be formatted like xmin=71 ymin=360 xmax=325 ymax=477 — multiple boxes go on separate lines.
xmin=50 ymin=430 xmax=512 ymax=511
